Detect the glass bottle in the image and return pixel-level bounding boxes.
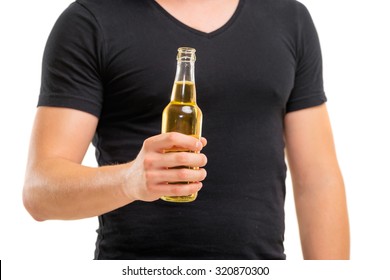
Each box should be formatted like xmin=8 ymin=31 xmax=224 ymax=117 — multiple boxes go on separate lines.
xmin=161 ymin=47 xmax=203 ymax=203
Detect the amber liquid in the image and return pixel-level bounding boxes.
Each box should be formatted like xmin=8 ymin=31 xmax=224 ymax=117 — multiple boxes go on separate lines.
xmin=161 ymin=81 xmax=202 ymax=202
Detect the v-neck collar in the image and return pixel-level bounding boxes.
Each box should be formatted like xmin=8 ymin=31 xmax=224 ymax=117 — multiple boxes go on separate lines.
xmin=149 ymin=0 xmax=245 ymax=38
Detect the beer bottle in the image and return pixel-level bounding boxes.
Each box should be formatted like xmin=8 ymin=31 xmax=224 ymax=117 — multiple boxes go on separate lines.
xmin=161 ymin=47 xmax=203 ymax=203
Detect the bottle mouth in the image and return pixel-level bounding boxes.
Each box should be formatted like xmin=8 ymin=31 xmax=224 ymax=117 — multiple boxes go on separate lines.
xmin=177 ymin=47 xmax=196 ymax=62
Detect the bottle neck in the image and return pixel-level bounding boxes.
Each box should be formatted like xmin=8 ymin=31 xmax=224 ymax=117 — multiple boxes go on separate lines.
xmin=171 ymin=48 xmax=197 ymax=103
xmin=174 ymin=60 xmax=195 ymax=84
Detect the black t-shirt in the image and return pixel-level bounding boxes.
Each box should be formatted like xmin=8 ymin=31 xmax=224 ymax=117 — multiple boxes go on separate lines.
xmin=38 ymin=0 xmax=326 ymax=259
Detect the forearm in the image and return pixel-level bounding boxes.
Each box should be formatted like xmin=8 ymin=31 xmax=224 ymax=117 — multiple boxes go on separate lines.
xmin=23 ymin=158 xmax=134 ymax=221
xmin=293 ymin=174 xmax=350 ymax=259
xmin=23 ymin=133 xmax=207 ymax=221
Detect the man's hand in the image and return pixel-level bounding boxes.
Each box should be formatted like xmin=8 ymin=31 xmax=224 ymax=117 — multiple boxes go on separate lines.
xmin=124 ymin=132 xmax=208 ymax=202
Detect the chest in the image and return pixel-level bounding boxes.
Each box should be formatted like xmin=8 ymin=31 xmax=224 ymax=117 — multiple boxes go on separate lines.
xmin=100 ymin=4 xmax=298 ymax=121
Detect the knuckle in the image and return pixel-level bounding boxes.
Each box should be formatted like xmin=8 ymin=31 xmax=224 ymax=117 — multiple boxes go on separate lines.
xmin=142 ymin=140 xmax=155 ymax=153
xmin=144 ymin=171 xmax=154 ymax=183
xmin=177 ymin=168 xmax=189 ymax=180
xmin=176 ymin=152 xmax=189 ymax=165
xmin=143 ymin=138 xmax=152 ymax=149
xmin=146 ymin=184 xmax=157 ymax=193
xmin=145 ymin=183 xmax=161 ymax=197
xmin=143 ymin=155 xmax=154 ymax=169
xmin=167 ymin=132 xmax=179 ymax=142
xmin=171 ymin=186 xmax=182 ymax=196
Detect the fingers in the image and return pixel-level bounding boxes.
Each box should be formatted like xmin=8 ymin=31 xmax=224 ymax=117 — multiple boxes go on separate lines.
xmin=200 ymin=137 xmax=207 ymax=148
xmin=145 ymin=152 xmax=207 ymax=169
xmin=144 ymin=132 xmax=205 ymax=153
xmin=155 ymin=182 xmax=203 ymax=198
xmin=145 ymin=168 xmax=207 ymax=185
xmin=129 ymin=133 xmax=208 ymax=202
xmin=141 ymin=167 xmax=206 ymax=201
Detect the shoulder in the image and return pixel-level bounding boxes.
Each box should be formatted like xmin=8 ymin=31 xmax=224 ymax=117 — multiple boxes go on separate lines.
xmin=246 ymin=0 xmax=309 ymax=18
xmin=75 ymin=0 xmax=148 ymax=15
xmin=246 ymin=0 xmax=302 ymax=9
xmin=72 ymin=0 xmax=151 ymax=30
xmin=257 ymin=0 xmax=307 ymax=10
xmin=243 ymin=0 xmax=311 ymax=37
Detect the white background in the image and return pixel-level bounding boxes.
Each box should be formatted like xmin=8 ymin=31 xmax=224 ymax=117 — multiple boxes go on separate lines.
xmin=0 ymin=0 xmax=389 ymax=278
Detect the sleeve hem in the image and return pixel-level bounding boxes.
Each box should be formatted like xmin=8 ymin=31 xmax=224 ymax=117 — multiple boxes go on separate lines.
xmin=38 ymin=94 xmax=102 ymax=118
xmin=286 ymin=93 xmax=327 ymax=113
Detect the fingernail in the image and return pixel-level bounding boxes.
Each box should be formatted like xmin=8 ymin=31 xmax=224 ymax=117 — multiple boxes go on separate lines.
xmin=196 ymin=141 xmax=202 ymax=149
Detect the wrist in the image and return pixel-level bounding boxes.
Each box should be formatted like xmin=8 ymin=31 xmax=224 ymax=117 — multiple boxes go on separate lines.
xmin=118 ymin=161 xmax=138 ymax=203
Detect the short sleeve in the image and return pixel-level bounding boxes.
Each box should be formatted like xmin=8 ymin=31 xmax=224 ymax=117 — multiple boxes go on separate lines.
xmin=286 ymin=3 xmax=327 ymax=113
xmin=38 ymin=2 xmax=105 ymax=118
